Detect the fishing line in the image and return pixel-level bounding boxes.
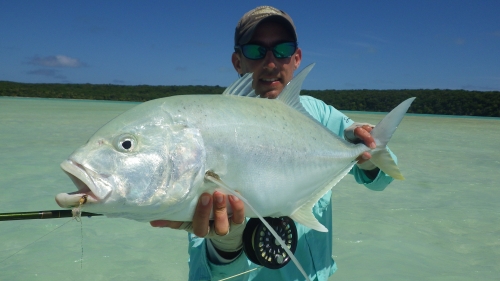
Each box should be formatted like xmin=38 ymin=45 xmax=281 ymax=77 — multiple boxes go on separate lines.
xmin=205 ymin=172 xmax=310 ymax=281
xmin=79 ymin=216 xmax=84 ymax=269
xmin=0 ymin=218 xmax=73 ymax=264
xmin=72 ymin=195 xmax=87 ymax=269
xmin=218 ymin=266 xmax=262 ymax=281
xmin=1 ymin=195 xmax=89 ymax=266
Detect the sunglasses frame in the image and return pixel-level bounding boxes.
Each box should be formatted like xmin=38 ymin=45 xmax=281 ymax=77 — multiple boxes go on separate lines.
xmin=235 ymin=42 xmax=298 ymax=60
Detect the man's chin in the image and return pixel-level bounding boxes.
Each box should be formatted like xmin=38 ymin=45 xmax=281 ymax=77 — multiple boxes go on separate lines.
xmin=259 ymin=89 xmax=282 ymax=99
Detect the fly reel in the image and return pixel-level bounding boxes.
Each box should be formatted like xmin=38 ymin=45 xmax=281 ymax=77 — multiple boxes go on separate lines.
xmin=242 ymin=216 xmax=297 ymax=269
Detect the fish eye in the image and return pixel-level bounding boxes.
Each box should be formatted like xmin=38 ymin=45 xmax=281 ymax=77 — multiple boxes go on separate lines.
xmin=114 ymin=134 xmax=137 ymax=152
xmin=121 ymin=140 xmax=132 ymax=150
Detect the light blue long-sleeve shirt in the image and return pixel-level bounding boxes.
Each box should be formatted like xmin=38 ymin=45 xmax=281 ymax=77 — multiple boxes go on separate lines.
xmin=187 ymin=95 xmax=395 ymax=281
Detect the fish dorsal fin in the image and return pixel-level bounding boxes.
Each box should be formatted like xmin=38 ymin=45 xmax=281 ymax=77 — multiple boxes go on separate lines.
xmin=222 ymin=73 xmax=257 ymax=97
xmin=276 ymin=63 xmax=315 ymax=116
xmin=290 ymin=161 xmax=357 ymax=232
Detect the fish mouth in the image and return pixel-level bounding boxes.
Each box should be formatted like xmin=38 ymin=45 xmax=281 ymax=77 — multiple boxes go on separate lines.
xmin=55 ymin=160 xmax=110 ymax=208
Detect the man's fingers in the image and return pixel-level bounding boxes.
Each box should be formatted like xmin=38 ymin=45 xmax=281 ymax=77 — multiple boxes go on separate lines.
xmin=192 ymin=193 xmax=212 ymax=237
xmin=356 ymin=152 xmax=371 ymax=164
xmin=149 ymin=220 xmax=183 ymax=229
xmin=150 ymin=192 xmax=245 ymax=238
xmin=361 ymin=124 xmax=373 ymax=133
xmin=354 ymin=126 xmax=376 ymax=149
xmin=213 ymin=191 xmax=230 ymax=236
xmin=228 ymin=194 xmax=245 ymax=225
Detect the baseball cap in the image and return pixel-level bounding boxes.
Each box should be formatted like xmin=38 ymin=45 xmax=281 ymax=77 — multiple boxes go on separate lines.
xmin=234 ymin=6 xmax=298 ymax=46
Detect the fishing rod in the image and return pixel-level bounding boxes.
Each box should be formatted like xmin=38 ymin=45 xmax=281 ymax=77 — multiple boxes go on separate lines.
xmin=0 ymin=210 xmax=102 ymax=221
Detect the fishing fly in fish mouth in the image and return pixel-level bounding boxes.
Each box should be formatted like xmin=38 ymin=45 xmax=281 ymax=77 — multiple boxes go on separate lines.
xmin=55 ymin=6 xmax=414 ymax=281
xmin=71 ymin=195 xmax=88 ymax=220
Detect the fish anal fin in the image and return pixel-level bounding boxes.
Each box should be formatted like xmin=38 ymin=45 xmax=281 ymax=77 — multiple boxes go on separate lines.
xmin=291 ymin=161 xmax=357 ymax=232
xmin=290 ymin=207 xmax=327 ymax=232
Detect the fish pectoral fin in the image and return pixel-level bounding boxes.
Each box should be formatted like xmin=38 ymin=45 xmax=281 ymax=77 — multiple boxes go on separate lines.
xmin=290 ymin=207 xmax=328 ymax=232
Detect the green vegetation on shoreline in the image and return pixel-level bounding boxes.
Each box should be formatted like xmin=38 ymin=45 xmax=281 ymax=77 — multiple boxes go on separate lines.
xmin=1 ymin=81 xmax=499 ymax=117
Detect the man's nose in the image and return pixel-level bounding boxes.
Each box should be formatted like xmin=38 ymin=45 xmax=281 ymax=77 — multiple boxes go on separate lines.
xmin=262 ymin=50 xmax=277 ymax=69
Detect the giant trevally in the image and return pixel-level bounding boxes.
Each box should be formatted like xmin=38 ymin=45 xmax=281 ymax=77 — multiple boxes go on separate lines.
xmin=55 ymin=64 xmax=413 ymax=279
xmin=56 ymin=62 xmax=413 ymax=227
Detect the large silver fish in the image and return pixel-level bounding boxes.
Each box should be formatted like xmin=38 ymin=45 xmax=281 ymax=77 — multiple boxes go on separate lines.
xmin=56 ymin=64 xmax=413 ymax=233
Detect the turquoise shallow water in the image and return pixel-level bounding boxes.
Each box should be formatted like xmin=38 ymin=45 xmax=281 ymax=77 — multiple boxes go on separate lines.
xmin=0 ymin=97 xmax=499 ymax=281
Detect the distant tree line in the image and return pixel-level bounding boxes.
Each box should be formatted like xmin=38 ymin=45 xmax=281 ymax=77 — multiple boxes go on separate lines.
xmin=301 ymin=89 xmax=500 ymax=117
xmin=1 ymin=81 xmax=499 ymax=117
xmin=0 ymin=81 xmax=225 ymax=102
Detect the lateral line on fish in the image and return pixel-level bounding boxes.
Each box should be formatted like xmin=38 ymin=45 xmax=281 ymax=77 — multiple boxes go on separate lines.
xmin=204 ymin=171 xmax=311 ymax=281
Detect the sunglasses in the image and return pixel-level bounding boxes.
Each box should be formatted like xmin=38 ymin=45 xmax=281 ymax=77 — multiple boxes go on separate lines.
xmin=235 ymin=42 xmax=298 ymax=60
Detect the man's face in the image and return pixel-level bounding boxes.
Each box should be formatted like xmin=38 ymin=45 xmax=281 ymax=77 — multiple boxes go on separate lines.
xmin=232 ymin=21 xmax=302 ymax=99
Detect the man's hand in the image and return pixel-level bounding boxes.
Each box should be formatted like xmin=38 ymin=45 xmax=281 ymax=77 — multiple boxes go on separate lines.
xmin=343 ymin=122 xmax=380 ymax=180
xmin=345 ymin=122 xmax=376 ymax=164
xmin=150 ymin=191 xmax=246 ymax=258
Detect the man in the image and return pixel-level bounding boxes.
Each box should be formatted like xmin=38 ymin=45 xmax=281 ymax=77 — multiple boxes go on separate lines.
xmin=151 ymin=6 xmax=396 ymax=280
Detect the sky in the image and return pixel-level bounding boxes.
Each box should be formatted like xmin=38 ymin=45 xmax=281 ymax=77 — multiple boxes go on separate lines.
xmin=1 ymin=0 xmax=499 ymax=91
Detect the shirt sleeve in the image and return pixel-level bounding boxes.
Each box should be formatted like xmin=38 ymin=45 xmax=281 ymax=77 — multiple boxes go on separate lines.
xmin=188 ymin=233 xmax=253 ymax=281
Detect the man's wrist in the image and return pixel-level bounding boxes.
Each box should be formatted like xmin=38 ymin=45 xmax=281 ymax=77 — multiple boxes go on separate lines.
xmin=212 ymin=242 xmax=243 ymax=259
xmin=206 ymin=239 xmax=243 ymax=264
xmin=362 ymin=167 xmax=380 ymax=180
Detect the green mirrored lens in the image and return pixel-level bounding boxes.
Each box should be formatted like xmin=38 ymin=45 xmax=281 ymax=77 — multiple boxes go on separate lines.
xmin=242 ymin=45 xmax=266 ymax=59
xmin=273 ymin=42 xmax=297 ymax=58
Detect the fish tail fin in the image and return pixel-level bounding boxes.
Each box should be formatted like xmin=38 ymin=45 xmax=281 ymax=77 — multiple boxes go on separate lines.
xmin=369 ymin=97 xmax=415 ymax=180
xmin=369 ymin=148 xmax=404 ymax=180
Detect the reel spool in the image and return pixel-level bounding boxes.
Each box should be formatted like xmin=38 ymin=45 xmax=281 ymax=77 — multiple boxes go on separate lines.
xmin=242 ymin=216 xmax=297 ymax=269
